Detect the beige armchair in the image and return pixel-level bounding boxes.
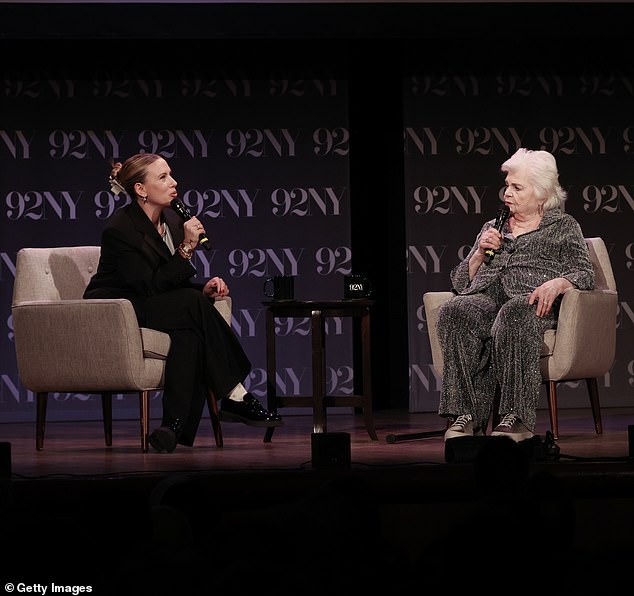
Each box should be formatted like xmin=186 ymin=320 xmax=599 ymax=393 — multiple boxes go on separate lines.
xmin=423 ymin=237 xmax=618 ymax=440
xmin=11 ymin=246 xmax=231 ymax=452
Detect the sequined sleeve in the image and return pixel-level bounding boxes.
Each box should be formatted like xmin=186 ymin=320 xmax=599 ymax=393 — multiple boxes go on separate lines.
xmin=449 ymin=210 xmax=594 ymax=296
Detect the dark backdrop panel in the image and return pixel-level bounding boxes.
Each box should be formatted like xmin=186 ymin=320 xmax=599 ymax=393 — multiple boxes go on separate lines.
xmin=405 ymin=45 xmax=634 ymax=413
xmin=0 ymin=43 xmax=353 ymax=422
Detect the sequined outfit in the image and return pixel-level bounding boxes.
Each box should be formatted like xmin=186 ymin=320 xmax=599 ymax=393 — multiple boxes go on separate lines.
xmin=437 ymin=209 xmax=594 ymax=432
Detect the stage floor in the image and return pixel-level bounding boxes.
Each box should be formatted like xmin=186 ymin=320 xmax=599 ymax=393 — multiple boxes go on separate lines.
xmin=3 ymin=406 xmax=633 ymax=478
xmin=2 ymin=407 xmax=634 ymax=594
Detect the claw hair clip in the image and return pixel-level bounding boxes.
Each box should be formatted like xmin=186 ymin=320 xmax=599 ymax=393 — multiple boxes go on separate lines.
xmin=109 ymin=176 xmax=125 ymax=196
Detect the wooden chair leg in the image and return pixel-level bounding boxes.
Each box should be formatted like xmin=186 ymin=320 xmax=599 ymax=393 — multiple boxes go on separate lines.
xmin=545 ymin=380 xmax=559 ymax=441
xmin=206 ymin=389 xmax=224 ymax=447
xmin=101 ymin=392 xmax=113 ymax=447
xmin=585 ymin=377 xmax=603 ymax=435
xmin=140 ymin=390 xmax=150 ymax=453
xmin=36 ymin=391 xmax=47 ymax=451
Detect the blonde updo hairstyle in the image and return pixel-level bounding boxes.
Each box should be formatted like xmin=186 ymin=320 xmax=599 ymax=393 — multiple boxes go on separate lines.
xmin=109 ymin=153 xmax=162 ymax=200
xmin=501 ymin=148 xmax=567 ymax=212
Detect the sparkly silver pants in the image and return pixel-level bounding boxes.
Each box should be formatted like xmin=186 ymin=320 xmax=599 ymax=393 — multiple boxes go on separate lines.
xmin=436 ymin=285 xmax=555 ymax=432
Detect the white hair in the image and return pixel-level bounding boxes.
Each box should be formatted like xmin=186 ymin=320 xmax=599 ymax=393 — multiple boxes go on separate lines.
xmin=501 ymin=148 xmax=567 ymax=211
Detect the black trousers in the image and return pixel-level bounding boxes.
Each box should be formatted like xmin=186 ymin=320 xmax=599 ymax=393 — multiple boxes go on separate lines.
xmin=143 ymin=288 xmax=251 ymax=444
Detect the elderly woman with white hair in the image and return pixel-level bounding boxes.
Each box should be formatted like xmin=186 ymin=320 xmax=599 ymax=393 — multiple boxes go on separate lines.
xmin=437 ymin=148 xmax=594 ymax=442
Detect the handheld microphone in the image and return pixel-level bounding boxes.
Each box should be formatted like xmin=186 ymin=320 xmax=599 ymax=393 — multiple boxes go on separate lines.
xmin=170 ymin=199 xmax=211 ymax=251
xmin=484 ymin=204 xmax=510 ymax=265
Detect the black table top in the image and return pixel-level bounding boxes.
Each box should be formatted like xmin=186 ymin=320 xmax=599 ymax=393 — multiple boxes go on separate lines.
xmin=262 ymin=298 xmax=374 ymax=309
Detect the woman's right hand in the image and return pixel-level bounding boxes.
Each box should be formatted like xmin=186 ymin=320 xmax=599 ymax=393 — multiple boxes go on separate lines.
xmin=469 ymin=227 xmax=502 ymax=278
xmin=183 ymin=217 xmax=206 ymax=248
xmin=478 ymin=227 xmax=503 ymax=256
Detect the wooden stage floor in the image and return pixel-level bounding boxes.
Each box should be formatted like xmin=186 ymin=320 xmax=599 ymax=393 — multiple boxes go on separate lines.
xmin=3 ymin=406 xmax=633 ymax=478
xmin=2 ymin=407 xmax=634 ymax=594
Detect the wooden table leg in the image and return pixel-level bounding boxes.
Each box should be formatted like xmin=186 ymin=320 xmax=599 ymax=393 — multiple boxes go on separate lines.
xmin=360 ymin=309 xmax=378 ymax=440
xmin=264 ymin=308 xmax=277 ymax=443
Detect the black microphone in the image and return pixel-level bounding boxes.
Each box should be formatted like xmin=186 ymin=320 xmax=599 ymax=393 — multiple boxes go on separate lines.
xmin=170 ymin=199 xmax=211 ymax=251
xmin=484 ymin=204 xmax=510 ymax=264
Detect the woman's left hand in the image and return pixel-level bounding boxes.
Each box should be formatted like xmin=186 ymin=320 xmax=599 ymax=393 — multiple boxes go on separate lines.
xmin=204 ymin=276 xmax=229 ymax=298
xmin=528 ymin=278 xmax=572 ymax=317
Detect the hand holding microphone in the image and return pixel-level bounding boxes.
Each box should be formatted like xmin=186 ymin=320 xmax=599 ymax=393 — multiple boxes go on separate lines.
xmin=170 ymin=199 xmax=211 ymax=251
xmin=483 ymin=204 xmax=510 ymax=265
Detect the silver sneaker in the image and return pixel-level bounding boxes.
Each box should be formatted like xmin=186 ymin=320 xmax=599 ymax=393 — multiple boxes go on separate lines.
xmin=491 ymin=413 xmax=534 ymax=442
xmin=444 ymin=414 xmax=476 ymax=440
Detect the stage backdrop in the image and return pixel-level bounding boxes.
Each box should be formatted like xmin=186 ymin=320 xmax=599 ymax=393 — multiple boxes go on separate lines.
xmin=405 ymin=60 xmax=634 ymax=415
xmin=2 ymin=46 xmax=633 ymax=426
xmin=0 ymin=57 xmax=354 ymax=422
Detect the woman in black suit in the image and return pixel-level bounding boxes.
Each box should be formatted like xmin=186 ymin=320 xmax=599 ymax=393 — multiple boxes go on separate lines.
xmin=84 ymin=153 xmax=282 ymax=453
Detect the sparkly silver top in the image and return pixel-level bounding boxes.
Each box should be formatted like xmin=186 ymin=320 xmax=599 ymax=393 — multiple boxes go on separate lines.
xmin=450 ymin=209 xmax=595 ymax=296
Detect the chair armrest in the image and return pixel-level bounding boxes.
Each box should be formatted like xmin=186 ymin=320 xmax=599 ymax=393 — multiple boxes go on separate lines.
xmin=213 ymin=295 xmax=232 ymax=326
xmin=12 ymin=299 xmax=149 ymax=392
xmin=422 ymin=291 xmax=454 ymax=375
xmin=544 ymin=288 xmax=618 ymax=380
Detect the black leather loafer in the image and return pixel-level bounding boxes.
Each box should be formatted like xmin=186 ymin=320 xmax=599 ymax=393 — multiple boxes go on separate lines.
xmin=220 ymin=393 xmax=283 ymax=427
xmin=148 ymin=418 xmax=183 ymax=453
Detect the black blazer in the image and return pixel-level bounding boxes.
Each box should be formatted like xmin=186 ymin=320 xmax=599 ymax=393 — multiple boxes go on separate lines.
xmin=84 ymin=200 xmax=203 ymax=322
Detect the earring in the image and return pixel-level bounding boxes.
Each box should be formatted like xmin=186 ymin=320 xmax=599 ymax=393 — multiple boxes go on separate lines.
xmin=141 ymin=195 xmax=148 ymax=203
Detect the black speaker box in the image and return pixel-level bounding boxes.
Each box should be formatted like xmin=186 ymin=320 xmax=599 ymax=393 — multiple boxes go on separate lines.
xmin=444 ymin=434 xmax=556 ymax=464
xmin=444 ymin=435 xmax=491 ymax=463
xmin=311 ymin=432 xmax=351 ymax=469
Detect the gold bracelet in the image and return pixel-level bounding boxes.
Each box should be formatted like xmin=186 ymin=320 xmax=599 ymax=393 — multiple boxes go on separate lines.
xmin=178 ymin=243 xmax=193 ymax=260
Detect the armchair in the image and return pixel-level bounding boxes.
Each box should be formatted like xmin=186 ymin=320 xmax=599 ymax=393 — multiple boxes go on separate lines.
xmin=11 ymin=246 xmax=231 ymax=452
xmin=423 ymin=237 xmax=618 ymax=440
